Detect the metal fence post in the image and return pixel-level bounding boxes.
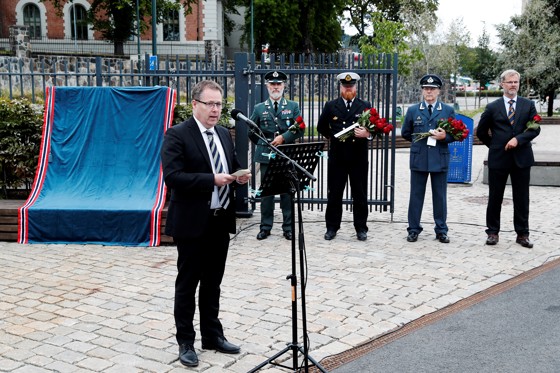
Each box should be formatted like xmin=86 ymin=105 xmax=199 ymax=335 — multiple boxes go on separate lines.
xmin=95 ymin=57 xmax=102 ymax=86
xmin=234 ymin=52 xmax=252 ymax=217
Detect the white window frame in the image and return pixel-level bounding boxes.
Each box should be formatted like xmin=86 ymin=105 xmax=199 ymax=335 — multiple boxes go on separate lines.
xmin=15 ymin=0 xmax=47 ymax=38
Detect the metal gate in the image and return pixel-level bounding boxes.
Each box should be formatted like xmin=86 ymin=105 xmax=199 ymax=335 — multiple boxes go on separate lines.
xmin=233 ymin=53 xmax=398 ymax=218
xmin=0 ymin=52 xmax=398 ymax=217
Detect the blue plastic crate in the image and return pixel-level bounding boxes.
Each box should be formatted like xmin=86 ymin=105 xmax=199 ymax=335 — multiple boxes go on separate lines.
xmin=447 ymin=114 xmax=473 ymax=183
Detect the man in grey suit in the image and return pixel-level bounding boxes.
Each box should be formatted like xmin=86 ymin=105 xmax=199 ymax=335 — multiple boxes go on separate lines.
xmin=161 ymin=80 xmax=251 ymax=367
xmin=401 ymin=74 xmax=455 ymax=243
xmin=477 ymin=69 xmax=540 ymax=248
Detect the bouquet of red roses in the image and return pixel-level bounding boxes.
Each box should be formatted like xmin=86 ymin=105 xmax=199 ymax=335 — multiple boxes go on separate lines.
xmin=288 ymin=116 xmax=306 ymax=134
xmin=414 ymin=117 xmax=469 ymax=142
xmin=337 ymin=108 xmax=393 ymax=142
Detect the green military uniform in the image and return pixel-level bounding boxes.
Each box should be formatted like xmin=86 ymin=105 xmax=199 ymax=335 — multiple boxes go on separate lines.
xmin=249 ymin=97 xmax=303 ymax=235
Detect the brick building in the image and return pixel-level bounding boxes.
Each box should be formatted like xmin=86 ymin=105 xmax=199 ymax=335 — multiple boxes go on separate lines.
xmin=0 ymin=0 xmax=226 ymax=56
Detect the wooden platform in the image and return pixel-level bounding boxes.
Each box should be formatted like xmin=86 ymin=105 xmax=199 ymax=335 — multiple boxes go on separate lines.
xmin=0 ymin=200 xmax=174 ymax=245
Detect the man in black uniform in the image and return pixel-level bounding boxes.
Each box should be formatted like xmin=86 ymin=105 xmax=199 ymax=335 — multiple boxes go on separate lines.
xmin=317 ymin=72 xmax=372 ymax=241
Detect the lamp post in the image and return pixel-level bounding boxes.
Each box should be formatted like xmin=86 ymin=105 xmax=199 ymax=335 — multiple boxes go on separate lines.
xmin=136 ymin=0 xmax=141 ymax=58
xmin=151 ymin=0 xmax=157 ymax=56
xmin=250 ymin=0 xmax=253 ymax=55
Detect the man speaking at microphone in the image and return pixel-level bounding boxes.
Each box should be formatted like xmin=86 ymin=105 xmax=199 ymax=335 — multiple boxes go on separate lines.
xmin=248 ymin=70 xmax=305 ymax=241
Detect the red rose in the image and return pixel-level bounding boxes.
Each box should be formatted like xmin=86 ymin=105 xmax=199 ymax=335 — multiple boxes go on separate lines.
xmin=533 ymin=114 xmax=542 ymax=122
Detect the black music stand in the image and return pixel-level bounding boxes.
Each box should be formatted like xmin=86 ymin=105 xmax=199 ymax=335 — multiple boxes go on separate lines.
xmin=249 ymin=141 xmax=327 ymax=373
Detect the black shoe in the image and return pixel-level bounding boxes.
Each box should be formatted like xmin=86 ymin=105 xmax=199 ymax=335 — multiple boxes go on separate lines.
xmin=436 ymin=233 xmax=450 ymax=243
xmin=486 ymin=234 xmax=499 ymax=245
xmin=283 ymin=231 xmax=293 ymax=240
xmin=407 ymin=232 xmax=418 ymax=242
xmin=179 ymin=344 xmax=198 ymax=367
xmin=516 ymin=235 xmax=533 ymax=248
xmin=357 ymin=231 xmax=367 ymax=241
xmin=201 ymin=337 xmax=240 ymax=354
xmin=256 ymin=229 xmax=270 ymax=240
xmin=324 ymin=230 xmax=337 ymax=240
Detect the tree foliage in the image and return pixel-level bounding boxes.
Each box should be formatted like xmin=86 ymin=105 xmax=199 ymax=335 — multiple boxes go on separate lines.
xmin=344 ymin=0 xmax=438 ymax=45
xmin=42 ymin=0 xmax=196 ymax=55
xmin=236 ymin=0 xmax=346 ymax=54
xmin=0 ymin=98 xmax=43 ymax=196
xmin=358 ymin=12 xmax=422 ymax=75
xmin=497 ymin=0 xmax=560 ymax=116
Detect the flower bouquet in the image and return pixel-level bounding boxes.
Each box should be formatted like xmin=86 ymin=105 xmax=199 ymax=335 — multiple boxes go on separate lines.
xmin=288 ymin=116 xmax=306 ymax=134
xmin=413 ymin=117 xmax=469 ymax=143
xmin=525 ymin=114 xmax=541 ymax=132
xmin=337 ymin=108 xmax=393 ymax=142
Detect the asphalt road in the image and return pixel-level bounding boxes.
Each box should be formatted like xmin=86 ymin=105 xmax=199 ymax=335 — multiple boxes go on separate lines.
xmin=331 ymin=260 xmax=560 ymax=373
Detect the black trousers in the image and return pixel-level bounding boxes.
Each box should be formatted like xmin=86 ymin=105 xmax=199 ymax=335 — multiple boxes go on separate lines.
xmin=325 ymin=156 xmax=368 ymax=232
xmin=486 ymin=166 xmax=531 ymax=235
xmin=174 ymin=215 xmax=230 ymax=345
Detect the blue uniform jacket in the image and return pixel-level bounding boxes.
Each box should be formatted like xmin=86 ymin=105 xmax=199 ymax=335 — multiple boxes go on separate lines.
xmin=401 ymin=100 xmax=456 ymax=173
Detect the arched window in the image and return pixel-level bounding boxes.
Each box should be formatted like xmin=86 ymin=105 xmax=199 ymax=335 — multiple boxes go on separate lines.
xmin=163 ymin=9 xmax=180 ymax=41
xmin=23 ymin=3 xmax=41 ymax=39
xmin=70 ymin=4 xmax=88 ymax=40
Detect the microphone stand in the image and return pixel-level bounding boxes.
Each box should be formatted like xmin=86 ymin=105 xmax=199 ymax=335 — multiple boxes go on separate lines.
xmin=242 ymin=122 xmax=326 ymax=372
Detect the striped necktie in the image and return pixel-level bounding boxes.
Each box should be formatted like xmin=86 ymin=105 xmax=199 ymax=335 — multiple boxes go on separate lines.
xmin=205 ymin=130 xmax=229 ymax=209
xmin=508 ymin=99 xmax=515 ymax=126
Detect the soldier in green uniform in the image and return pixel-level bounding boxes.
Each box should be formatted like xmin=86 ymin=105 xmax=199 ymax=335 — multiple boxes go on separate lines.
xmin=249 ymin=71 xmax=304 ymax=240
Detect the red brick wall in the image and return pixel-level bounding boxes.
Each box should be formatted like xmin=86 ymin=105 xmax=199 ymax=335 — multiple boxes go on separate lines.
xmin=1 ymin=0 xmax=203 ymax=41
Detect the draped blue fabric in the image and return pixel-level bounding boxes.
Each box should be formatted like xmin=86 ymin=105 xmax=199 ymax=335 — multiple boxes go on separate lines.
xmin=19 ymin=86 xmax=175 ymax=246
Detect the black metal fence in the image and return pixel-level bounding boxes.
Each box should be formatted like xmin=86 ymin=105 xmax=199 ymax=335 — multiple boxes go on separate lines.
xmin=0 ymin=52 xmax=399 ymax=216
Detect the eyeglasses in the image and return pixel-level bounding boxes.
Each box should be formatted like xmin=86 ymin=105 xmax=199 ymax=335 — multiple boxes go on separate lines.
xmin=503 ymin=81 xmax=519 ymax=85
xmin=194 ymin=99 xmax=222 ymax=109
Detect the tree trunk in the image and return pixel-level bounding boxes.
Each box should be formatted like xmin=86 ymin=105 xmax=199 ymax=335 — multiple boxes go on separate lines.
xmin=114 ymin=40 xmax=124 ymax=56
xmin=546 ymin=89 xmax=555 ymax=117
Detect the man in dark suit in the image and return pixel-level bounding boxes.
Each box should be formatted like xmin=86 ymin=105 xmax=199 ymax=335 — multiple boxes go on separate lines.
xmin=401 ymin=74 xmax=455 ymax=243
xmin=317 ymin=72 xmax=371 ymax=241
xmin=476 ymin=69 xmax=540 ymax=248
xmin=161 ymin=80 xmax=251 ymax=367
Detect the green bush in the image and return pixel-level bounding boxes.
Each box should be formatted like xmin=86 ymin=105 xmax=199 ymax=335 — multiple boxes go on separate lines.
xmin=0 ymin=98 xmax=43 ymax=198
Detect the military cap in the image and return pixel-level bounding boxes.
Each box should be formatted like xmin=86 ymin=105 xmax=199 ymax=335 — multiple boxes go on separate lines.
xmin=420 ymin=74 xmax=443 ymax=88
xmin=265 ymin=70 xmax=287 ymax=83
xmin=337 ymin=72 xmax=361 ymax=86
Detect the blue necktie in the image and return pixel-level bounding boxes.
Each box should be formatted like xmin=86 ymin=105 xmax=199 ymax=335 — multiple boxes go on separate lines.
xmin=205 ymin=130 xmax=229 ymax=209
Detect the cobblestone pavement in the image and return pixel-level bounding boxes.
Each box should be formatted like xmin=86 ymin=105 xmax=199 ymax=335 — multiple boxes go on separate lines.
xmin=1 ymin=124 xmax=559 ymax=372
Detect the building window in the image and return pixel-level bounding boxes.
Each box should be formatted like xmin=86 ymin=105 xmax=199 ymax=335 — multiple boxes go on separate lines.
xmin=163 ymin=9 xmax=180 ymax=41
xmin=23 ymin=3 xmax=41 ymax=39
xmin=70 ymin=4 xmax=88 ymax=40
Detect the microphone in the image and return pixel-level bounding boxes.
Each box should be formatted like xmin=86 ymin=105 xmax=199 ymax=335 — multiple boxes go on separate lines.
xmin=230 ymin=109 xmax=259 ymax=131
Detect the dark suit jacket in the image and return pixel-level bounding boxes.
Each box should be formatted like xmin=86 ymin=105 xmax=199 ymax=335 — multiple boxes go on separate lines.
xmin=161 ymin=118 xmax=241 ymax=238
xmin=477 ymin=97 xmax=540 ymax=169
xmin=317 ymin=97 xmax=372 ymax=162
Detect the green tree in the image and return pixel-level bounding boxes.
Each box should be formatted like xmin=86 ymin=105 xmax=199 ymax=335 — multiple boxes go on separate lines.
xmin=236 ymin=0 xmax=346 ymax=54
xmin=471 ymin=27 xmax=498 ymax=88
xmin=344 ymin=0 xmax=439 ymax=46
xmin=497 ymin=0 xmax=560 ymax=116
xmin=42 ymin=0 xmax=196 ymax=55
xmin=357 ymin=12 xmax=422 ymax=75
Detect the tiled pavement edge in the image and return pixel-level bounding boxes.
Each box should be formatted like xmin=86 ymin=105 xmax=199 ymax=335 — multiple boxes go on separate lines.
xmin=1 ymin=124 xmax=559 ymax=372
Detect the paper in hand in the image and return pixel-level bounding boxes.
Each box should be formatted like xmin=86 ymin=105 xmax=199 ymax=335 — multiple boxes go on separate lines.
xmin=334 ymin=123 xmax=359 ymax=138
xmin=231 ymin=169 xmax=251 ymax=177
